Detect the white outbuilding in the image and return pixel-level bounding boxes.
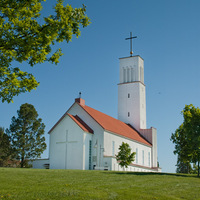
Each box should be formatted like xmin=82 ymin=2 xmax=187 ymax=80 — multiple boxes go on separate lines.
xmin=48 ymin=55 xmax=160 ymax=172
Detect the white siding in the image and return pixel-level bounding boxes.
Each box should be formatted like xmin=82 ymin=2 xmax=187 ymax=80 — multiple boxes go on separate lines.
xmin=68 ymin=103 xmax=105 ymax=169
xmin=49 ymin=114 xmax=92 ymax=170
xmin=104 ymin=131 xmax=151 ymax=169
xmin=118 ymin=56 xmax=146 ymax=131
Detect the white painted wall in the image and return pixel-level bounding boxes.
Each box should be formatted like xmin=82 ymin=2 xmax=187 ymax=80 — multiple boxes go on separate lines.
xmin=103 ymin=131 xmax=152 ymax=168
xmin=104 ymin=157 xmax=158 ymax=172
xmin=49 ymin=114 xmax=92 ymax=170
xmin=67 ymin=103 xmax=105 ymax=169
xmin=118 ymin=82 xmax=146 ymax=130
xmin=83 ymin=132 xmax=93 ymax=170
xmin=140 ymin=127 xmax=158 ymax=168
xmin=118 ymin=56 xmax=146 ymax=131
xmin=119 ymin=56 xmax=144 ymax=84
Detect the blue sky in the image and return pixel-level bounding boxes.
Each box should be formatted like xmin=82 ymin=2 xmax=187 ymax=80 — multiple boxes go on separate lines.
xmin=1 ymin=0 xmax=200 ymax=173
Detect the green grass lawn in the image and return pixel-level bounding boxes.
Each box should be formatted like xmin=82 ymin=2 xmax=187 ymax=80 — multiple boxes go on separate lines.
xmin=0 ymin=168 xmax=200 ymax=200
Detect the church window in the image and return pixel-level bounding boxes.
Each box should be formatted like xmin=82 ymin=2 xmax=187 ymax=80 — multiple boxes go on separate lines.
xmin=128 ymin=112 xmax=130 ymax=117
xmin=148 ymin=152 xmax=150 ymax=167
xmin=128 ymin=93 xmax=130 ymax=98
xmin=123 ymin=68 xmax=126 ymax=82
xmin=142 ymin=150 xmax=144 ymax=165
xmin=127 ymin=68 xmax=129 ymax=82
xmin=89 ymin=140 xmax=92 ymax=170
xmin=131 ymin=68 xmax=134 ymax=82
xmin=136 ymin=148 xmax=138 ymax=164
xmin=112 ymin=141 xmax=115 ymax=156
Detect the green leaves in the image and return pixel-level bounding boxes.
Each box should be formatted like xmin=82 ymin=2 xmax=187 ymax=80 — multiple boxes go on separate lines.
xmin=171 ymin=104 xmax=200 ymax=175
xmin=0 ymin=0 xmax=90 ymax=103
xmin=116 ymin=142 xmax=136 ymax=169
xmin=0 ymin=127 xmax=12 ymax=167
xmin=6 ymin=103 xmax=47 ymax=167
xmin=0 ymin=67 xmax=39 ymax=103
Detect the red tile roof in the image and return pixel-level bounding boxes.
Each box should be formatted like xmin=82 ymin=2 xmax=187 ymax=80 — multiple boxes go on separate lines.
xmin=67 ymin=114 xmax=94 ymax=134
xmin=48 ymin=98 xmax=151 ymax=146
xmin=78 ymin=103 xmax=152 ymax=146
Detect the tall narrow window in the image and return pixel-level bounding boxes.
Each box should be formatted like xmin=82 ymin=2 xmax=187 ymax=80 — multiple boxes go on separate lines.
xmin=128 ymin=68 xmax=131 ymax=82
xmin=128 ymin=93 xmax=130 ymax=98
xmin=136 ymin=148 xmax=138 ymax=164
xmin=112 ymin=141 xmax=115 ymax=157
xmin=142 ymin=150 xmax=144 ymax=165
xmin=127 ymin=67 xmax=129 ymax=82
xmin=148 ymin=152 xmax=150 ymax=167
xmin=131 ymin=68 xmax=134 ymax=82
xmin=123 ymin=68 xmax=126 ymax=82
xmin=89 ymin=140 xmax=92 ymax=170
xmin=128 ymin=112 xmax=130 ymax=117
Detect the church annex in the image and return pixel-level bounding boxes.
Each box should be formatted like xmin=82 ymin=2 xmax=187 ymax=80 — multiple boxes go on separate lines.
xmin=48 ymin=55 xmax=160 ymax=172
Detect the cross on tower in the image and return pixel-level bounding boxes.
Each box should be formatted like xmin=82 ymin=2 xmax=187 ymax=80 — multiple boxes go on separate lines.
xmin=56 ymin=130 xmax=78 ymax=169
xmin=125 ymin=32 xmax=137 ymax=57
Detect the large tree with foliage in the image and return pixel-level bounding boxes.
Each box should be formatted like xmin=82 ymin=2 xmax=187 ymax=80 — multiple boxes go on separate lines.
xmin=0 ymin=127 xmax=12 ymax=166
xmin=0 ymin=0 xmax=90 ymax=103
xmin=176 ymin=155 xmax=192 ymax=174
xmin=6 ymin=103 xmax=46 ymax=167
xmin=171 ymin=104 xmax=200 ymax=176
xmin=116 ymin=142 xmax=136 ymax=170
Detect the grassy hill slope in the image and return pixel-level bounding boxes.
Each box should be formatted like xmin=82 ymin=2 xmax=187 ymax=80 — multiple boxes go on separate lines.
xmin=0 ymin=168 xmax=200 ymax=200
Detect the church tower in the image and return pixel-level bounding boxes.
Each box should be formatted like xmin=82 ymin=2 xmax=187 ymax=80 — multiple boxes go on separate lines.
xmin=118 ymin=55 xmax=146 ymax=131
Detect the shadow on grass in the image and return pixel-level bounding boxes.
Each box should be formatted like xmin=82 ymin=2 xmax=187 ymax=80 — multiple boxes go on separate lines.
xmin=103 ymin=171 xmax=200 ymax=178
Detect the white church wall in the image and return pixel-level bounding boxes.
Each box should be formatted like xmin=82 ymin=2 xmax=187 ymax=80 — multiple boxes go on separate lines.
xmin=103 ymin=131 xmax=152 ymax=169
xmin=118 ymin=56 xmax=146 ymax=131
xmin=119 ymin=56 xmax=143 ymax=83
xmin=49 ymin=115 xmax=85 ymax=169
xmin=68 ymin=103 xmax=105 ymax=169
xmin=140 ymin=127 xmax=158 ymax=168
xmin=49 ymin=118 xmax=67 ymax=169
xmin=83 ymin=132 xmax=93 ymax=170
xmin=139 ymin=83 xmax=146 ymax=129
xmin=118 ymin=83 xmax=140 ymax=130
xmin=104 ymin=157 xmax=157 ymax=172
xmin=118 ymin=82 xmax=146 ymax=131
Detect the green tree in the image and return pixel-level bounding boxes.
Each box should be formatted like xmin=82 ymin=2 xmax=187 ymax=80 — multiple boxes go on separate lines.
xmin=176 ymin=155 xmax=192 ymax=174
xmin=6 ymin=103 xmax=46 ymax=168
xmin=0 ymin=127 xmax=11 ymax=166
xmin=0 ymin=0 xmax=90 ymax=103
xmin=116 ymin=142 xmax=136 ymax=170
xmin=171 ymin=104 xmax=200 ymax=176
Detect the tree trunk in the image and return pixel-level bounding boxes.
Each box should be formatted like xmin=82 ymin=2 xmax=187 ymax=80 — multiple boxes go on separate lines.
xmin=21 ymin=157 xmax=24 ymax=168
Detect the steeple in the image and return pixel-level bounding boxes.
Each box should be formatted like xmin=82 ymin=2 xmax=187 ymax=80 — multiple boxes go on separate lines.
xmin=118 ymin=55 xmax=146 ymax=131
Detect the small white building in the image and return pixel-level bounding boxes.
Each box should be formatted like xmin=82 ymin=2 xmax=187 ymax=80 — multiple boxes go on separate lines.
xmin=47 ymin=55 xmax=161 ymax=172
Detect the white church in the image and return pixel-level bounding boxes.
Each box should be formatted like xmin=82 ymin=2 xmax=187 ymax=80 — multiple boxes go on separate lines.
xmin=42 ymin=54 xmax=161 ymax=172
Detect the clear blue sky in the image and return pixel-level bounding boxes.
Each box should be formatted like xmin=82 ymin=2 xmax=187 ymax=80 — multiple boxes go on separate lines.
xmin=1 ymin=0 xmax=200 ymax=173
